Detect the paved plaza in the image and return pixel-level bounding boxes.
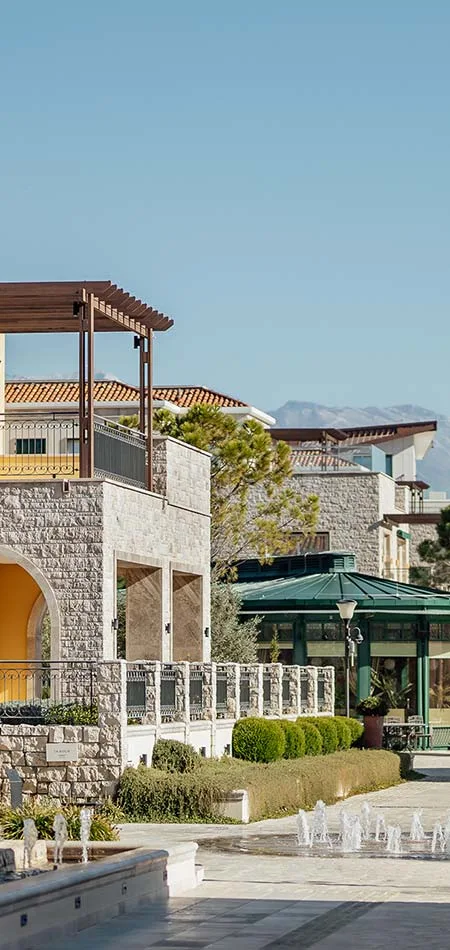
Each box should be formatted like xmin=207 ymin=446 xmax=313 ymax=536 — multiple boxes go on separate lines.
xmin=60 ymin=754 xmax=450 ymax=949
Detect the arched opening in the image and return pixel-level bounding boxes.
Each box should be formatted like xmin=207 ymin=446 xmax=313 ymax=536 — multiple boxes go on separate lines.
xmin=0 ymin=547 xmax=60 ymax=662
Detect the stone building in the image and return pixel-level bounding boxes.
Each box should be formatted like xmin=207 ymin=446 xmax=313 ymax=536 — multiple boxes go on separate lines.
xmin=270 ymin=421 xmax=437 ymax=583
xmin=0 ymin=282 xmax=211 ymax=666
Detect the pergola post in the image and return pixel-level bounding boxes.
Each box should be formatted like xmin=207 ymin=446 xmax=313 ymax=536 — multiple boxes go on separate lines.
xmin=138 ymin=337 xmax=146 ymax=434
xmin=146 ymin=330 xmax=154 ymax=492
xmin=78 ymin=291 xmax=95 ymax=478
xmin=356 ymin=619 xmax=371 ymax=702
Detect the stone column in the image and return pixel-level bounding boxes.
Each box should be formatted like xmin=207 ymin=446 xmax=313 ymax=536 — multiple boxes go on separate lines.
xmin=263 ymin=664 xmax=283 ymax=717
xmin=97 ymin=659 xmax=128 ymax=779
xmin=286 ymin=665 xmax=301 ymax=717
xmin=322 ymin=666 xmax=335 ymax=715
xmin=300 ymin=666 xmax=317 ymax=715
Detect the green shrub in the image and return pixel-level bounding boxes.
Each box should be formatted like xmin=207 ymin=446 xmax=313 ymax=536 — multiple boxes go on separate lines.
xmin=44 ymin=703 xmax=98 ymax=725
xmin=0 ymin=800 xmax=118 ymax=841
xmin=338 ymin=716 xmax=363 ymax=746
xmin=356 ymin=696 xmax=390 ymax=717
xmin=117 ymin=764 xmax=221 ymax=821
xmin=297 ymin=721 xmax=322 ymax=756
xmin=117 ymin=750 xmax=401 ymax=823
xmin=152 ymin=739 xmax=201 ymax=774
xmin=302 ymin=717 xmax=338 ymax=754
xmin=232 ymin=717 xmax=286 ymax=763
xmin=333 ymin=718 xmax=352 ymax=751
xmin=279 ymin=720 xmax=305 ymax=759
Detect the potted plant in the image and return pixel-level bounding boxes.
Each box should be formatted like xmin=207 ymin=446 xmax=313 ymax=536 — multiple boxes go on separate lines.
xmin=356 ymin=695 xmax=390 ymax=749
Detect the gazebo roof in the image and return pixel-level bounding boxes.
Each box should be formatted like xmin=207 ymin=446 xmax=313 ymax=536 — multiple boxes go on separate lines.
xmin=236 ymin=571 xmax=450 ymax=614
xmin=0 ymin=281 xmax=173 ymax=337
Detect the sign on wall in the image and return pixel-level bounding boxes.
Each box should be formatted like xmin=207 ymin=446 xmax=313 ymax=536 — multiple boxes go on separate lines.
xmin=46 ymin=742 xmax=79 ymax=763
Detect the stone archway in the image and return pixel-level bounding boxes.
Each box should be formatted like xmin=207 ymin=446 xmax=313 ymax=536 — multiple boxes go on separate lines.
xmin=0 ymin=546 xmax=61 ymax=661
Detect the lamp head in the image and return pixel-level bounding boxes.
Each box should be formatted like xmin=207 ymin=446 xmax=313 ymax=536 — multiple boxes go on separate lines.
xmin=336 ymin=598 xmax=357 ymax=621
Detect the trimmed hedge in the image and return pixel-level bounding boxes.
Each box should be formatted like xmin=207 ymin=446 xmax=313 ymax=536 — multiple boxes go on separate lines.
xmin=333 ymin=718 xmax=352 ymax=751
xmin=279 ymin=720 xmax=305 ymax=759
xmin=301 ymin=717 xmax=338 ymax=754
xmin=232 ymin=717 xmax=285 ymax=763
xmin=337 ymin=716 xmax=364 ymax=746
xmin=152 ymin=739 xmax=201 ymax=774
xmin=297 ymin=722 xmax=322 ymax=756
xmin=117 ymin=750 xmax=401 ymax=823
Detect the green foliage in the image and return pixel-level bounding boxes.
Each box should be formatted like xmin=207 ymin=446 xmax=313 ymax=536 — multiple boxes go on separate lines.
xmin=328 ymin=717 xmax=351 ymax=750
xmin=232 ymin=717 xmax=286 ymax=763
xmin=279 ymin=720 xmax=305 ymax=759
xmin=296 ymin=721 xmax=323 ymax=756
xmin=0 ymin=800 xmax=118 ymax=841
xmin=117 ymin=764 xmax=222 ymax=821
xmin=338 ymin=716 xmax=364 ymax=745
xmin=410 ymin=507 xmax=450 ymax=590
xmin=152 ymin=739 xmax=201 ymax=774
xmin=371 ymin=670 xmax=412 ymax=710
xmin=117 ymin=751 xmax=401 ymax=823
xmin=356 ymin=695 xmax=390 ymax=717
xmin=269 ymin=632 xmax=281 ymax=663
xmin=302 ymin=717 xmax=338 ymax=754
xmin=44 ymin=703 xmax=98 ymax=725
xmin=154 ymin=404 xmax=319 ymax=580
xmin=211 ymin=582 xmax=260 ymax=662
xmin=118 ymin=414 xmax=139 ymax=430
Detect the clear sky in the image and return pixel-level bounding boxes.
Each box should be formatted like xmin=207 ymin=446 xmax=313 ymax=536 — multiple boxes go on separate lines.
xmin=1 ymin=2 xmax=449 ymax=413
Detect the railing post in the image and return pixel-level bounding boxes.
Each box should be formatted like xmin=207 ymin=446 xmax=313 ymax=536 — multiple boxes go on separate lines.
xmin=285 ymin=665 xmax=301 ymax=717
xmin=178 ymin=662 xmax=190 ymax=724
xmin=321 ymin=666 xmax=335 ymax=715
xmin=309 ymin=666 xmax=319 ymax=715
xmin=250 ymin=664 xmax=263 ymax=717
xmin=263 ymin=664 xmax=283 ymax=717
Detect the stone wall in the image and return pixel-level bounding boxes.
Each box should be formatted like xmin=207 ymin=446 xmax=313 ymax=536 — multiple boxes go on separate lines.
xmin=409 ymin=523 xmax=437 ymax=568
xmin=0 ymin=661 xmax=127 ymax=803
xmin=0 ymin=435 xmax=211 ymax=661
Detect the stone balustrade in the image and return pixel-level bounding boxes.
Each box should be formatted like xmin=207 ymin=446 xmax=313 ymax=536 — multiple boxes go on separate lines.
xmin=126 ymin=661 xmax=335 ymax=726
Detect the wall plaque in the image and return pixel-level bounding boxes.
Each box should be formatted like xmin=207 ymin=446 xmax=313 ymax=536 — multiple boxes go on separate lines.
xmin=46 ymin=742 xmax=79 ymax=763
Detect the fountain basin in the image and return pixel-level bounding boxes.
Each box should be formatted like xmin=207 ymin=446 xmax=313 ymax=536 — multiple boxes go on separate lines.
xmin=201 ymin=833 xmax=450 ymax=861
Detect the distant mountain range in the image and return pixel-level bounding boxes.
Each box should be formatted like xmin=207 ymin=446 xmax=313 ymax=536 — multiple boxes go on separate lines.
xmin=269 ymin=401 xmax=450 ymax=493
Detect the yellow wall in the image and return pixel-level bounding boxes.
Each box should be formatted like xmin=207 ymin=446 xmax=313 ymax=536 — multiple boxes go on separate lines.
xmin=0 ymin=564 xmax=41 ymax=661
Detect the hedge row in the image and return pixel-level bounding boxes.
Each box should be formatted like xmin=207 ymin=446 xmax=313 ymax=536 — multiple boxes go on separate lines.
xmin=117 ymin=750 xmax=401 ymax=823
xmin=232 ymin=716 xmax=363 ymax=763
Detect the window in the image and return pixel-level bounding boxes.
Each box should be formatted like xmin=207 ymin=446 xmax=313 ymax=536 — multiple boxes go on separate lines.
xmin=67 ymin=438 xmax=80 ymax=455
xmin=15 ymin=438 xmax=47 ymax=455
xmin=385 ymin=454 xmax=393 ymax=477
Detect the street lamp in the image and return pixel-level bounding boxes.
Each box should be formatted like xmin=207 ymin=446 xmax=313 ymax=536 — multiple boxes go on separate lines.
xmin=336 ymin=599 xmax=363 ymax=718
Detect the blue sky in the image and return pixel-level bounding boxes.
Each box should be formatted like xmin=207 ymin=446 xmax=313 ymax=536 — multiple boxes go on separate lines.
xmin=1 ymin=2 xmax=449 ymax=413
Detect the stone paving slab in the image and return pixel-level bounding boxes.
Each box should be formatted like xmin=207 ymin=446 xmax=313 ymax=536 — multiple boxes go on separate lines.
xmin=58 ymin=765 xmax=450 ymax=949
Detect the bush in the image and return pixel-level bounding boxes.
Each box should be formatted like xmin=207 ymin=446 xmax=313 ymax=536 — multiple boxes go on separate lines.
xmin=297 ymin=722 xmax=322 ymax=756
xmin=339 ymin=716 xmax=364 ymax=746
xmin=117 ymin=750 xmax=401 ymax=823
xmin=44 ymin=704 xmax=98 ymax=725
xmin=118 ymin=764 xmax=222 ymax=821
xmin=279 ymin=720 xmax=305 ymax=759
xmin=333 ymin=718 xmax=352 ymax=751
xmin=302 ymin=718 xmax=338 ymax=754
xmin=356 ymin=696 xmax=390 ymax=717
xmin=0 ymin=800 xmax=118 ymax=841
xmin=152 ymin=739 xmax=201 ymax=774
xmin=232 ymin=717 xmax=286 ymax=763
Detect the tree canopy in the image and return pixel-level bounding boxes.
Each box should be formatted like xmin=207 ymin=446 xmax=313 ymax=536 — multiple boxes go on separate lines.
xmin=153 ymin=404 xmax=319 ymax=579
xmin=410 ymin=507 xmax=450 ymax=589
xmin=210 ymin=582 xmax=260 ymax=662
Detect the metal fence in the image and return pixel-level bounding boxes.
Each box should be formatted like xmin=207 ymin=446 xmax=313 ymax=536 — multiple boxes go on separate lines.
xmin=0 ymin=661 xmax=97 ymax=723
xmin=189 ymin=666 xmax=203 ymax=720
xmin=94 ymin=418 xmax=146 ymax=489
xmin=0 ymin=414 xmax=78 ymax=477
xmin=263 ymin=670 xmax=271 ymax=714
xmin=126 ymin=667 xmax=147 ymax=720
xmin=215 ymin=667 xmax=228 ymax=719
xmin=282 ymin=670 xmax=291 ymax=712
xmin=240 ymin=669 xmax=251 ymax=714
xmin=317 ymin=669 xmax=326 ymax=712
xmin=160 ymin=665 xmax=177 ymax=722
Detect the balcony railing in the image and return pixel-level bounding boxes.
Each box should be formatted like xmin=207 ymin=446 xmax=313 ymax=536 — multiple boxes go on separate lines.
xmin=0 ymin=413 xmax=147 ymax=490
xmin=0 ymin=661 xmax=97 ymax=723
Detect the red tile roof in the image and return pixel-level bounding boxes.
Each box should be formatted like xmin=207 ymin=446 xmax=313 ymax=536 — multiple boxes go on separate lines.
xmin=5 ymin=380 xmax=249 ymax=408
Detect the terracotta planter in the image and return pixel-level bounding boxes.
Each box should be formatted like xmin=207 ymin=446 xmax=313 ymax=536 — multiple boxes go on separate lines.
xmin=363 ymin=714 xmax=384 ymax=749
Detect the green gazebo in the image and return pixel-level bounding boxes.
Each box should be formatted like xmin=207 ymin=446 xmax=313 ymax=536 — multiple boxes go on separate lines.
xmin=236 ymin=552 xmax=450 ymax=743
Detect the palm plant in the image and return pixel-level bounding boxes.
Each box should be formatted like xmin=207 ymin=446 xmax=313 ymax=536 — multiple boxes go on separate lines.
xmin=371 ymin=669 xmax=412 ymax=710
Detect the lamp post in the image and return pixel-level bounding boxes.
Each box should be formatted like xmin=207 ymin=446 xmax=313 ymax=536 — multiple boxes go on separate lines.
xmin=336 ymin=599 xmax=362 ymax=718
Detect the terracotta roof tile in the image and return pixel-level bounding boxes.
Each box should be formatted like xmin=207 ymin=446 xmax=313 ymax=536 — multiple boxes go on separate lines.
xmin=5 ymin=380 xmax=249 ymax=408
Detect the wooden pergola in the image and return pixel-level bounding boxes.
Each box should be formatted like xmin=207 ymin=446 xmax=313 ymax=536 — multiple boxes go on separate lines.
xmin=0 ymin=281 xmax=174 ymax=491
